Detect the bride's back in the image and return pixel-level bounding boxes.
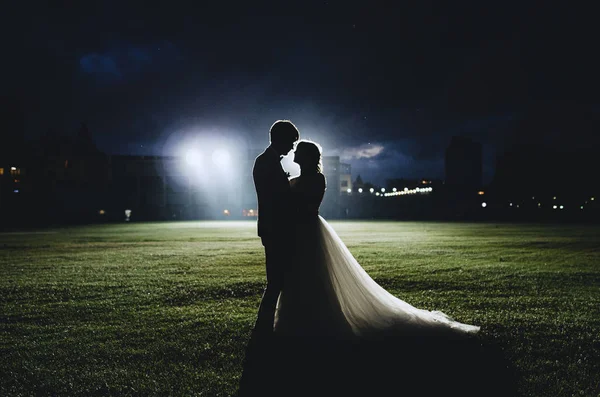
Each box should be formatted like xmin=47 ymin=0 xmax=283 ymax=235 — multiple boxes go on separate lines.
xmin=291 ymin=173 xmax=326 ymax=218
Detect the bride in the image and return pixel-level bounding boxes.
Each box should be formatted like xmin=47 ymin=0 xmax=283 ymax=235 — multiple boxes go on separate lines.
xmin=274 ymin=140 xmax=480 ymax=339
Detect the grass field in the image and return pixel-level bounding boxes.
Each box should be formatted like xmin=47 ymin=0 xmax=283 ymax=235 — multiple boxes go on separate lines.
xmin=1 ymin=221 xmax=599 ymax=396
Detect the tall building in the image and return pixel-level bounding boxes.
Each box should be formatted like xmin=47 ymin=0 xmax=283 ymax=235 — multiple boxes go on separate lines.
xmin=445 ymin=136 xmax=482 ymax=191
xmin=339 ymin=162 xmax=352 ymax=193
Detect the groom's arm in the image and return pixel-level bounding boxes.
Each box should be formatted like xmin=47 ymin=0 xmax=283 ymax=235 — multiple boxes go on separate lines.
xmin=253 ymin=157 xmax=275 ymax=237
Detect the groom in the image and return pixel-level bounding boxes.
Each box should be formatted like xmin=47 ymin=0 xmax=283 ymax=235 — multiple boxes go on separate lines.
xmin=252 ymin=120 xmax=299 ymax=336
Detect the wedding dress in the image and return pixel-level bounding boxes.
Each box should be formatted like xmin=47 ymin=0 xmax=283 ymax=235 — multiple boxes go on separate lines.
xmin=274 ymin=173 xmax=480 ymax=339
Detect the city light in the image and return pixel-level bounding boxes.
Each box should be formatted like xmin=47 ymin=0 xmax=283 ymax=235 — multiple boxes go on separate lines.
xmin=381 ymin=188 xmax=385 ymax=192
xmin=370 ymin=188 xmax=374 ymax=193
xmin=358 ymin=188 xmax=363 ymax=193
xmin=10 ymin=167 xmax=16 ymax=171
xmin=481 ymin=202 xmax=487 ymax=208
xmin=560 ymin=205 xmax=564 ymax=210
xmin=125 ymin=209 xmax=132 ymax=221
xmin=347 ymin=188 xmax=352 ymax=193
xmin=376 ymin=192 xmax=380 ymax=196
xmin=223 ymin=209 xmax=230 ymax=216
xmin=478 ymin=191 xmax=485 ymax=195
xmin=243 ymin=209 xmax=257 ymax=217
xmin=553 ymin=205 xmax=557 ymax=209
xmin=98 ymin=209 xmax=105 ymax=215
xmin=392 ymin=188 xmax=397 ymax=192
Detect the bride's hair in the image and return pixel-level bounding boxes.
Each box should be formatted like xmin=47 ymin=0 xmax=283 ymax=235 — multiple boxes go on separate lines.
xmin=295 ymin=140 xmax=323 ymax=173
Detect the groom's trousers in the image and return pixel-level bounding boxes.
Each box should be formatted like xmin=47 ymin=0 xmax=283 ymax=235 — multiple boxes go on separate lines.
xmin=254 ymin=236 xmax=287 ymax=335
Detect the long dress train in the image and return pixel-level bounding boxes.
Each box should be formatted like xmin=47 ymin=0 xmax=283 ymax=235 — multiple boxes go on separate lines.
xmin=274 ymin=174 xmax=479 ymax=339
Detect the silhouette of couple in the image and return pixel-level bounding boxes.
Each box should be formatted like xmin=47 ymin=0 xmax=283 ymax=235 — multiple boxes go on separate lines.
xmin=237 ymin=121 xmax=493 ymax=396
xmin=253 ymin=120 xmax=479 ymax=339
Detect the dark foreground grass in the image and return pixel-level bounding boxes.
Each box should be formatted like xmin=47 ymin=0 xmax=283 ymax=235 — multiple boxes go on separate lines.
xmin=0 ymin=221 xmax=598 ymax=396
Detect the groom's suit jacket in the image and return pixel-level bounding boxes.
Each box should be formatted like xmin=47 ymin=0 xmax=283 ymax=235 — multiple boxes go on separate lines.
xmin=253 ymin=145 xmax=292 ymax=239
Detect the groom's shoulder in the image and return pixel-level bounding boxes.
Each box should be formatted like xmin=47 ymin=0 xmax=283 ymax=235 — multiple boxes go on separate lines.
xmin=252 ymin=150 xmax=270 ymax=172
xmin=253 ymin=150 xmax=267 ymax=165
xmin=254 ymin=148 xmax=273 ymax=164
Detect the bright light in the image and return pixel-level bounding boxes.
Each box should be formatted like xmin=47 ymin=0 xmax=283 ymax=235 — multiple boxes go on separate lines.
xmin=243 ymin=209 xmax=258 ymax=217
xmin=125 ymin=209 xmax=132 ymax=221
xmin=404 ymin=187 xmax=408 ymax=192
xmin=381 ymin=188 xmax=385 ymax=192
xmin=560 ymin=205 xmax=564 ymax=210
xmin=553 ymin=196 xmax=557 ymax=200
xmin=592 ymin=197 xmax=596 ymax=201
xmin=510 ymin=203 xmax=513 ymax=207
xmin=347 ymin=188 xmax=352 ymax=193
xmin=185 ymin=149 xmax=201 ymax=166
xmin=98 ymin=209 xmax=105 ymax=215
xmin=223 ymin=209 xmax=230 ymax=216
xmin=212 ymin=148 xmax=231 ymax=167
xmin=478 ymin=191 xmax=485 ymax=195
xmin=392 ymin=188 xmax=397 ymax=192
xmin=553 ymin=205 xmax=557 ymax=209
xmin=376 ymin=192 xmax=380 ymax=196
xmin=358 ymin=188 xmax=363 ymax=193
xmin=581 ymin=206 xmax=584 ymax=210
xmin=10 ymin=167 xmax=16 ymax=171
xmin=370 ymin=188 xmax=374 ymax=193
xmin=481 ymin=202 xmax=487 ymax=208
xmin=13 ymin=189 xmax=19 ymax=193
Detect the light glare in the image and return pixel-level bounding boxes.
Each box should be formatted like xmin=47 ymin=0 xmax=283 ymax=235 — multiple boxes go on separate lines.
xmin=185 ymin=150 xmax=201 ymax=166
xmin=212 ymin=149 xmax=231 ymax=167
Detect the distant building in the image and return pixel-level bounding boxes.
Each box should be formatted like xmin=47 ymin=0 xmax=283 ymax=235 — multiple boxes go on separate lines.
xmin=0 ymin=96 xmax=27 ymax=213
xmin=320 ymin=156 xmax=351 ymax=218
xmin=339 ymin=162 xmax=352 ymax=193
xmin=445 ymin=136 xmax=482 ymax=192
xmin=109 ymin=154 xmax=243 ymax=221
xmin=1 ymin=129 xmax=355 ymax=224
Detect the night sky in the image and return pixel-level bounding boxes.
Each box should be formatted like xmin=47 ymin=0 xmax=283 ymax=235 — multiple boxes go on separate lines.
xmin=4 ymin=1 xmax=600 ymax=185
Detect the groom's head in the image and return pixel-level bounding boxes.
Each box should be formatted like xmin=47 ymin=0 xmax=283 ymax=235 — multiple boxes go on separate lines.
xmin=270 ymin=120 xmax=299 ymax=156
